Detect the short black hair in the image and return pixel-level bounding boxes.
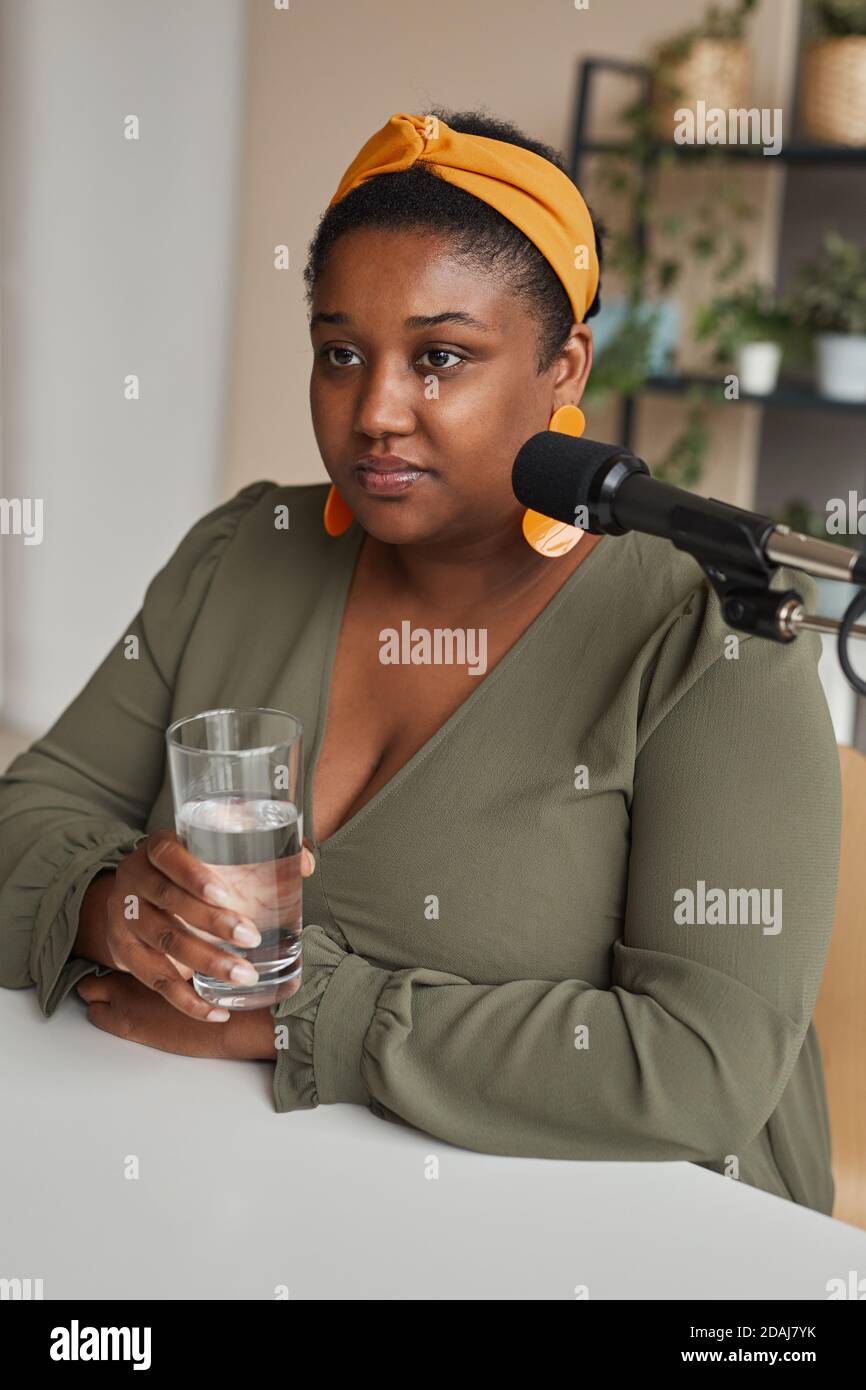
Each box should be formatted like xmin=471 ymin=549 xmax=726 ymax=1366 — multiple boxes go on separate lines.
xmin=303 ymin=105 xmax=606 ymax=375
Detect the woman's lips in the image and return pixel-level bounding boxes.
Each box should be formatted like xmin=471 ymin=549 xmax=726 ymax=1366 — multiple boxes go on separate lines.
xmin=354 ymin=463 xmax=427 ymax=494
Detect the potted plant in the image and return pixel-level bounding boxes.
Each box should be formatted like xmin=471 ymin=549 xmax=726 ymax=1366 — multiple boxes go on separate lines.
xmin=789 ymin=231 xmax=866 ymax=401
xmin=694 ymin=281 xmax=793 ymax=393
xmin=802 ymin=1 xmax=866 ymax=146
xmin=583 ymin=306 xmax=663 ymax=405
xmin=586 ymin=50 xmax=760 ymax=485
xmin=583 ymin=0 xmax=764 ymax=487
xmin=651 ymin=0 xmax=759 ymax=141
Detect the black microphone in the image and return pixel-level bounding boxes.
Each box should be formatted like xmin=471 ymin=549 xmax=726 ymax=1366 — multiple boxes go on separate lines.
xmin=513 ymin=431 xmax=866 ymax=588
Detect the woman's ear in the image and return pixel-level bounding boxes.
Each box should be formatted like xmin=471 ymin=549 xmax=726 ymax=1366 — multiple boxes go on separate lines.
xmin=551 ymin=322 xmax=592 ymax=408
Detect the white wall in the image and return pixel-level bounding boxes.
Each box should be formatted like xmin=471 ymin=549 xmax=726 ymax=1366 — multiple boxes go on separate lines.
xmin=0 ymin=0 xmax=247 ymax=736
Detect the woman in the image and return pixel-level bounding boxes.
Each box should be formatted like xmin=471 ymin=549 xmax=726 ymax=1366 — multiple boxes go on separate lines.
xmin=0 ymin=108 xmax=841 ymax=1213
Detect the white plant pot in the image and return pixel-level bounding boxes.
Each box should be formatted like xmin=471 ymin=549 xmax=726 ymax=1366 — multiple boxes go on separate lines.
xmin=815 ymin=333 xmax=866 ymax=402
xmin=735 ymin=341 xmax=782 ymax=395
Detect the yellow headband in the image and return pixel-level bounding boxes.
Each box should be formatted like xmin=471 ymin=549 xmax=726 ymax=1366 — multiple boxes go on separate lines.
xmin=328 ymin=112 xmax=599 ymax=325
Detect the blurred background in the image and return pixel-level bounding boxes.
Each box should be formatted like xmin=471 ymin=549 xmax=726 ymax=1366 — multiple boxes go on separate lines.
xmin=2 ymin=0 xmax=866 ymax=760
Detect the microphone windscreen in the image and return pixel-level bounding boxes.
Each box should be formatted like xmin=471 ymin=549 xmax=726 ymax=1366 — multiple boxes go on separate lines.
xmin=512 ymin=432 xmax=626 ymax=523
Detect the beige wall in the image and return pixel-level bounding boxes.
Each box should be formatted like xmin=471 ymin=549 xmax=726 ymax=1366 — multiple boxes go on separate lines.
xmin=0 ymin=0 xmax=247 ymax=741
xmin=225 ymin=0 xmax=803 ymax=506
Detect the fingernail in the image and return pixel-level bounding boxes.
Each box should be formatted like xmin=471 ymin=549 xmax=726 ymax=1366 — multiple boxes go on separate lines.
xmin=203 ymin=881 xmax=231 ymax=906
xmin=302 ymin=848 xmax=316 ymax=873
xmin=230 ymin=961 xmax=259 ymax=985
xmin=232 ymin=923 xmax=261 ymax=947
xmin=206 ymin=1008 xmax=231 ymax=1022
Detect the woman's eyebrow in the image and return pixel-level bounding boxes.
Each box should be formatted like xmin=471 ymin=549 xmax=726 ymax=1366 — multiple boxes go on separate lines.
xmin=404 ymin=311 xmax=493 ymax=332
xmin=310 ymin=310 xmax=493 ymax=332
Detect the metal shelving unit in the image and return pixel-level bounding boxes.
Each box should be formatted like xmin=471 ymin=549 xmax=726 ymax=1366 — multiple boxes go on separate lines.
xmin=568 ymin=56 xmax=866 ymax=452
xmin=644 ymin=373 xmax=866 ymax=413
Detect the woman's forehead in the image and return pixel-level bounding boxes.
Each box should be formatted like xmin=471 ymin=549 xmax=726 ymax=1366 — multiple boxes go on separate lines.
xmin=313 ymin=227 xmax=518 ymax=327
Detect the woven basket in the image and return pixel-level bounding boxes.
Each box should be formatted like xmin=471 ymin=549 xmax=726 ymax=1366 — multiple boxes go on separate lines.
xmin=802 ymin=38 xmax=866 ymax=146
xmin=652 ymin=39 xmax=752 ymax=142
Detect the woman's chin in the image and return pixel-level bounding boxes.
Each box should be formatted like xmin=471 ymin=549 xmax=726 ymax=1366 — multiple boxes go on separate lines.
xmin=355 ymin=510 xmax=441 ymax=546
xmin=346 ymin=481 xmax=440 ymax=536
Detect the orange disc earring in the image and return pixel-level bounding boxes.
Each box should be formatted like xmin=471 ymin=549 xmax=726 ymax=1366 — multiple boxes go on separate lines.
xmin=323 ymin=483 xmax=355 ymax=537
xmin=521 ymin=404 xmax=586 ymax=556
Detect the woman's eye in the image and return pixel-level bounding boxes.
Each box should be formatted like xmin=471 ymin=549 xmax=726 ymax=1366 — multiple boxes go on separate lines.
xmin=320 ymin=346 xmax=361 ymax=367
xmin=318 ymin=346 xmax=464 ymax=371
xmin=322 ymin=344 xmax=358 ymax=366
xmin=418 ymin=349 xmax=463 ymax=371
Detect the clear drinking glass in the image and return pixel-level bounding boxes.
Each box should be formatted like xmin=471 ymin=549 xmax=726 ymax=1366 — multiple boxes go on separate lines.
xmin=165 ymin=707 xmax=304 ymax=1011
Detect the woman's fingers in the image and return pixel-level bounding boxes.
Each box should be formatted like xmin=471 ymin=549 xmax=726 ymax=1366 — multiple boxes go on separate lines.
xmin=135 ymin=848 xmax=262 ymax=948
xmin=143 ymin=829 xmax=315 ymax=929
xmin=91 ymin=940 xmax=232 ymax=1022
xmin=165 ymin=952 xmax=194 ymax=981
xmin=129 ymin=899 xmax=260 ymax=990
xmin=145 ymin=829 xmax=249 ymax=915
xmin=101 ymin=829 xmax=319 ymax=1017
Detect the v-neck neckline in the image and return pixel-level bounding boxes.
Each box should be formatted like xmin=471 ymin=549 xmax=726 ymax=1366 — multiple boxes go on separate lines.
xmin=306 ymin=519 xmax=612 ymax=852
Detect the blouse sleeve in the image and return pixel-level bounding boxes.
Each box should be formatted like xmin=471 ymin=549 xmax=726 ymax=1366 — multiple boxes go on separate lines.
xmin=271 ymin=588 xmax=842 ymax=1164
xmin=0 ymin=480 xmax=276 ymax=1017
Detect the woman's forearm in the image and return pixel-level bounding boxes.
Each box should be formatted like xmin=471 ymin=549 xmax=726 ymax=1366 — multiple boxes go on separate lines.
xmin=73 ymin=869 xmax=117 ymax=968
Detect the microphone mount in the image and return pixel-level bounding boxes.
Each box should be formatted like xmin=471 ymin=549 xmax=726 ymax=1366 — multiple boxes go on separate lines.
xmin=578 ymin=447 xmax=866 ymax=649
xmin=513 ymin=431 xmax=866 ymax=690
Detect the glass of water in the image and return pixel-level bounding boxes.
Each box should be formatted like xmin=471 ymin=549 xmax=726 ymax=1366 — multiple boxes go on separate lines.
xmin=165 ymin=707 xmax=304 ymax=1011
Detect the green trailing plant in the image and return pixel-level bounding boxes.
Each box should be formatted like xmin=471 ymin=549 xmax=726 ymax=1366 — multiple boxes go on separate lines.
xmin=597 ymin=118 xmax=758 ymax=308
xmin=651 ymin=388 xmax=713 ymax=488
xmin=584 ymin=0 xmax=763 ymax=489
xmin=583 ymin=309 xmax=661 ymax=407
xmin=789 ymin=230 xmax=866 ymax=335
xmin=654 ymin=0 xmax=759 ymax=66
xmin=589 ymin=0 xmax=762 ymax=314
xmin=808 ymin=0 xmax=866 ymax=38
xmin=694 ymin=282 xmax=794 ymax=363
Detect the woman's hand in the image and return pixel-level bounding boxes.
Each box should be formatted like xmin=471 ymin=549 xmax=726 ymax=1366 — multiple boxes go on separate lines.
xmin=75 ymin=970 xmax=279 ymax=1059
xmin=89 ymin=827 xmax=317 ymax=1023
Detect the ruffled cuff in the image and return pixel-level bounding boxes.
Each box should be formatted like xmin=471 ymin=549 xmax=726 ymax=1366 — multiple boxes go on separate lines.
xmin=0 ymin=821 xmax=150 ymax=1016
xmin=271 ymin=924 xmax=390 ymax=1113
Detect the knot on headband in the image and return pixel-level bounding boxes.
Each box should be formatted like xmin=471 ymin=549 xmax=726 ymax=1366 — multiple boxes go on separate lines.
xmin=328 ymin=112 xmax=599 ymax=325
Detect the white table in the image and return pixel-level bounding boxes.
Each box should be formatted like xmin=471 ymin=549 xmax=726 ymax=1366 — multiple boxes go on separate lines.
xmin=2 ymin=989 xmax=865 ymax=1300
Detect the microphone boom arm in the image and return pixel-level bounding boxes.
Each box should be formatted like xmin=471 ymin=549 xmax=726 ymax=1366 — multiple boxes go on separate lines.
xmin=585 ymin=454 xmax=800 ymax=640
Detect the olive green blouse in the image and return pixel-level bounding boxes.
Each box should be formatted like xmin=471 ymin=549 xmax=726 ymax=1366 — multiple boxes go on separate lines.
xmin=0 ymin=480 xmax=841 ymax=1213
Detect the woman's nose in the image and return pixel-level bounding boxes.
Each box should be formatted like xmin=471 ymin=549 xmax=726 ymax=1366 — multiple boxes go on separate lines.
xmin=352 ymin=360 xmax=416 ymax=438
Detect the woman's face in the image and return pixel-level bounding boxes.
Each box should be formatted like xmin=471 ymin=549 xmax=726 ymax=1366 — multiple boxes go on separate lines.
xmin=309 ymin=227 xmax=592 ymax=549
